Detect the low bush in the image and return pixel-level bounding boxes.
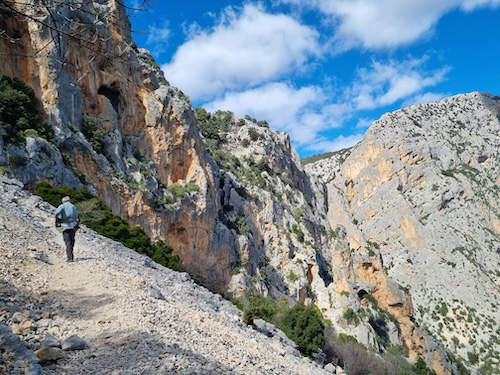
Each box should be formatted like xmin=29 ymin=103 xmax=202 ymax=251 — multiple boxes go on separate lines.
xmin=0 ymin=75 xmax=53 ymax=145
xmin=242 ymin=293 xmax=277 ymax=325
xmin=248 ymin=128 xmax=261 ymax=142
xmin=280 ymin=302 xmax=325 ymax=356
xmin=194 ymin=107 xmax=232 ymax=154
xmin=291 ymin=224 xmax=305 ymax=243
xmin=238 ymin=292 xmax=325 ymax=357
xmin=33 ymin=182 xmax=182 ymax=271
xmin=81 ymin=118 xmax=106 ymax=155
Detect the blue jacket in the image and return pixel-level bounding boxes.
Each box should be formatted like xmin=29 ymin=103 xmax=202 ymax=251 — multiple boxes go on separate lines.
xmin=55 ymin=202 xmax=79 ymax=231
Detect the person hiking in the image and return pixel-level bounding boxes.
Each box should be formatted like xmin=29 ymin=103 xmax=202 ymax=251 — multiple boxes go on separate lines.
xmin=55 ymin=196 xmax=79 ymax=262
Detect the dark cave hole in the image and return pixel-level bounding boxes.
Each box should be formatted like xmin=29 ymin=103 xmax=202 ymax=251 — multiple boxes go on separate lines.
xmin=98 ymin=85 xmax=120 ymax=114
xmin=357 ymin=289 xmax=368 ymax=300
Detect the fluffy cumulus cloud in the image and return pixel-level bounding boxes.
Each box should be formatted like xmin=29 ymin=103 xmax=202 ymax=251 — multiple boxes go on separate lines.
xmin=160 ymin=3 xmax=460 ymax=153
xmin=205 ymin=82 xmax=322 ymax=131
xmin=203 ymin=56 xmax=449 ymax=152
xmin=349 ymin=57 xmax=450 ymax=110
xmin=282 ymin=0 xmax=500 ymax=49
xmin=205 ymin=83 xmax=354 ymax=147
xmin=163 ymin=5 xmax=320 ymax=100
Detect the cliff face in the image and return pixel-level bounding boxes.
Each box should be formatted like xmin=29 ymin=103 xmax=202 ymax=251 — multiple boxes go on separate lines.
xmin=0 ymin=0 xmax=237 ymax=292
xmin=1 ymin=2 xmax=498 ymax=374
xmin=307 ymin=92 xmax=500 ymax=373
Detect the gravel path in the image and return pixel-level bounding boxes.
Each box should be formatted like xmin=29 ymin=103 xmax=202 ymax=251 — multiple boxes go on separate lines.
xmin=0 ymin=177 xmax=326 ymax=374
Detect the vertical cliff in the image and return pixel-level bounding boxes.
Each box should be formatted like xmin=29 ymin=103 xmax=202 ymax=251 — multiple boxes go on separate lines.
xmin=306 ymin=92 xmax=500 ymax=374
xmin=0 ymin=0 xmax=237 ymax=291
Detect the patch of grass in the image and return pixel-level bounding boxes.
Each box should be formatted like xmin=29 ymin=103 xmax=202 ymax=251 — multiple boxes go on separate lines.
xmin=287 ymin=270 xmax=299 ymax=282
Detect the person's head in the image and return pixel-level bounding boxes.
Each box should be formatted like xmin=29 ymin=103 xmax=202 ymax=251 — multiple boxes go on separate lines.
xmin=62 ymin=196 xmax=71 ymax=204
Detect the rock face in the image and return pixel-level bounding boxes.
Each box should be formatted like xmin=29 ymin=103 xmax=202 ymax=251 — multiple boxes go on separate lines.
xmin=0 ymin=0 xmax=236 ymax=292
xmin=1 ymin=2 xmax=498 ymax=374
xmin=306 ymin=92 xmax=500 ymax=373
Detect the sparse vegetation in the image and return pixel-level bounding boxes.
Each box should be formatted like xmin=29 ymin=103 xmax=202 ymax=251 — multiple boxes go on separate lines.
xmin=154 ymin=182 xmax=200 ymax=207
xmin=238 ymin=292 xmax=325 ymax=357
xmin=81 ymin=117 xmax=106 ymax=155
xmin=194 ymin=107 xmax=232 ymax=154
xmin=33 ymin=182 xmax=182 ymax=271
xmin=287 ymin=270 xmax=299 ymax=282
xmin=291 ymin=224 xmax=305 ymax=243
xmin=0 ymin=75 xmax=53 ymax=145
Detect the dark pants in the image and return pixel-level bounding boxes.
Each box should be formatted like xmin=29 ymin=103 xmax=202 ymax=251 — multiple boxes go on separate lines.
xmin=63 ymin=229 xmax=76 ymax=261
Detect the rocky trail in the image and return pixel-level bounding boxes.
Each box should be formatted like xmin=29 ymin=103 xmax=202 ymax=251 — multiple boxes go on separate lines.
xmin=0 ymin=176 xmax=326 ymax=375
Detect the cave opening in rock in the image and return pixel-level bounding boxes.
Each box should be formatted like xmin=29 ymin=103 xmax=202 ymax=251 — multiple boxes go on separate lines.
xmin=98 ymin=85 xmax=120 ymax=114
xmin=357 ymin=289 xmax=368 ymax=300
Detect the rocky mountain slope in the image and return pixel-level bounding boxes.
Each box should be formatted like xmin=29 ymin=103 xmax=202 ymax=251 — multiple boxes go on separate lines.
xmin=0 ymin=176 xmax=326 ymax=374
xmin=306 ymin=92 xmax=500 ymax=373
xmin=0 ymin=1 xmax=498 ymax=374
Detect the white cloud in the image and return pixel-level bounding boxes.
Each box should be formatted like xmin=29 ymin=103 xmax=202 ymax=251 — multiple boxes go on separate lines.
xmin=402 ymin=92 xmax=449 ymax=107
xmin=355 ymin=118 xmax=373 ymax=129
xmin=204 ymin=82 xmax=330 ymax=145
xmin=145 ymin=21 xmax=171 ymax=57
xmin=349 ymin=57 xmax=449 ymax=110
xmin=306 ymin=133 xmax=364 ymax=153
xmin=163 ymin=4 xmax=320 ymax=100
xmin=204 ymin=56 xmax=448 ymax=152
xmin=282 ymin=0 xmax=500 ymax=49
xmin=461 ymin=0 xmax=500 ymax=10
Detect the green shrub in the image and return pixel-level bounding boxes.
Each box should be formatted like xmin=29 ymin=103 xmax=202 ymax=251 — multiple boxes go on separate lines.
xmin=238 ymin=292 xmax=326 ymax=357
xmin=411 ymin=357 xmax=436 ymax=375
xmin=240 ymin=138 xmax=250 ymax=147
xmin=343 ymin=308 xmax=359 ymax=325
xmin=81 ymin=118 xmax=106 ymax=154
xmin=185 ymin=183 xmax=200 ymax=194
xmin=287 ymin=270 xmax=299 ymax=282
xmin=231 ymin=296 xmax=245 ymax=311
xmin=280 ymin=302 xmax=325 ymax=356
xmin=293 ymin=206 xmax=304 ymax=222
xmin=194 ymin=107 xmax=232 ymax=154
xmin=235 ymin=217 xmax=248 ymax=235
xmin=0 ymin=75 xmax=53 ymax=145
xmin=467 ymin=352 xmax=478 ymax=365
xmin=23 ymin=128 xmax=39 ymax=138
xmin=243 ymin=293 xmax=277 ymax=324
xmin=248 ymin=128 xmax=260 ymax=142
xmin=291 ymin=224 xmax=305 ymax=243
xmin=33 ymin=182 xmax=182 ymax=271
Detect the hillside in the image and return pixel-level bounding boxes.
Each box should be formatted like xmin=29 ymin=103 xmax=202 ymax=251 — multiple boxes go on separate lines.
xmin=0 ymin=176 xmax=325 ymax=374
xmin=306 ymin=92 xmax=500 ymax=373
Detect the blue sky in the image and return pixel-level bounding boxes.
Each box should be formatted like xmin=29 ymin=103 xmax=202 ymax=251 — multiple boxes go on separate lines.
xmin=126 ymin=0 xmax=500 ymax=157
